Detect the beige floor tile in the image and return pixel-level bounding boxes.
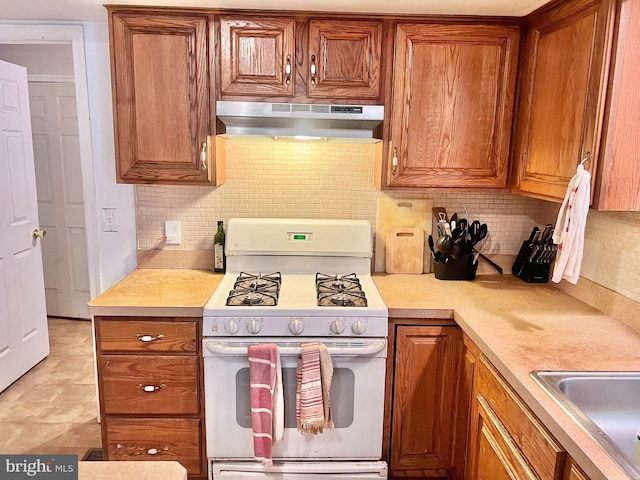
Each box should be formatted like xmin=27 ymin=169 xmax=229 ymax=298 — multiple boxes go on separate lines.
xmin=0 ymin=318 xmax=101 ymax=457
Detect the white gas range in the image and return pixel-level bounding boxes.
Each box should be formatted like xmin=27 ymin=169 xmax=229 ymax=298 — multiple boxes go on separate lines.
xmin=202 ymin=218 xmax=388 ymax=480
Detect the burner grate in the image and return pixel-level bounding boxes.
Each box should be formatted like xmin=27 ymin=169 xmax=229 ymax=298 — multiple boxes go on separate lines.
xmin=316 ymin=273 xmax=367 ymax=307
xmin=226 ymin=272 xmax=281 ymax=306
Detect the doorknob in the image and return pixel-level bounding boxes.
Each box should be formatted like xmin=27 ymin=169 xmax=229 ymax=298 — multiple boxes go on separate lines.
xmin=33 ymin=229 xmax=47 ymax=239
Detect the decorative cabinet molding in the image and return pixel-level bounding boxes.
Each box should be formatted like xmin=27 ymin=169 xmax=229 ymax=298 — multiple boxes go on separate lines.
xmin=382 ymin=23 xmax=519 ymax=189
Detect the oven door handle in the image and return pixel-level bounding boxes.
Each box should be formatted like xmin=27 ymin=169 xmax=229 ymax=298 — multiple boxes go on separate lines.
xmin=204 ymin=340 xmax=386 ymax=357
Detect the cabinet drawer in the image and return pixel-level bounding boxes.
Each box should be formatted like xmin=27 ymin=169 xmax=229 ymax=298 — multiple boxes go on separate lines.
xmin=98 ymin=319 xmax=197 ymax=353
xmin=101 ymin=355 xmax=199 ymax=415
xmin=106 ymin=417 xmax=202 ymax=476
xmin=477 ymin=357 xmax=564 ymax=479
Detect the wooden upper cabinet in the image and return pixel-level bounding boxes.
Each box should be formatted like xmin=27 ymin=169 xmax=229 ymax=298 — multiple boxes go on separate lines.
xmin=218 ymin=15 xmax=383 ymax=101
xmin=219 ymin=15 xmax=295 ymax=97
xmin=593 ymin=0 xmax=640 ymax=210
xmin=307 ymin=19 xmax=382 ymax=99
xmin=511 ymin=0 xmax=615 ymax=202
xmin=109 ymin=11 xmax=220 ymax=185
xmin=385 ymin=23 xmax=519 ymax=189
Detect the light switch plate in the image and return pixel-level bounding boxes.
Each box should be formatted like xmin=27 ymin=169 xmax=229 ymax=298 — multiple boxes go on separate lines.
xmin=102 ymin=208 xmax=117 ymax=232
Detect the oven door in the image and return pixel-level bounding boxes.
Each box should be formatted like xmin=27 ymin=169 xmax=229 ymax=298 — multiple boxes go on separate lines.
xmin=203 ymin=337 xmax=387 ymax=461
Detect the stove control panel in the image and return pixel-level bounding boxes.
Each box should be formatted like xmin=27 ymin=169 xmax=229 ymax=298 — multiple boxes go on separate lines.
xmin=205 ymin=316 xmax=387 ymax=337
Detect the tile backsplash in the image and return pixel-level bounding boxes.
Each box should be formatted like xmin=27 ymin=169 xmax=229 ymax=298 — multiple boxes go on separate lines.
xmin=136 ymin=138 xmax=640 ymax=303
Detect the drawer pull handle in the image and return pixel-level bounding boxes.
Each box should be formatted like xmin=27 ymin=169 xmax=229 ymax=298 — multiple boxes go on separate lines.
xmin=137 ymin=383 xmax=166 ymax=393
xmin=135 ymin=334 xmax=164 ymax=343
xmin=139 ymin=446 xmax=169 ymax=455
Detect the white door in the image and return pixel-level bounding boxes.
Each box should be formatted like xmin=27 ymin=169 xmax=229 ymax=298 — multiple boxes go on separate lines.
xmin=0 ymin=60 xmax=49 ymax=393
xmin=29 ymin=82 xmax=90 ymax=319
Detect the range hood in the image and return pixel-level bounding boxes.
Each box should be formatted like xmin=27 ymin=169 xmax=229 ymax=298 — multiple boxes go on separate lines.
xmin=216 ymin=101 xmax=384 ymax=139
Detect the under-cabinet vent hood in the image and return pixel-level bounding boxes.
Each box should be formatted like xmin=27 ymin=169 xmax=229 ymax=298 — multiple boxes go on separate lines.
xmin=216 ymin=101 xmax=384 ymax=139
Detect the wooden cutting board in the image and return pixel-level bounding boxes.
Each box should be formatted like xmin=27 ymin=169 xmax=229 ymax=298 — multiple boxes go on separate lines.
xmin=375 ymin=198 xmax=433 ymax=273
xmin=385 ymin=228 xmax=424 ymax=274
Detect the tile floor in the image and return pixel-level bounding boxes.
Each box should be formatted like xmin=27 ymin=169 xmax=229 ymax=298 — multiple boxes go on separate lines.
xmin=0 ymin=317 xmax=101 ymax=457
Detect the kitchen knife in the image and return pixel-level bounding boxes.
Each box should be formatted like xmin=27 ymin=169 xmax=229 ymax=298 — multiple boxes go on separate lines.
xmin=527 ymin=226 xmax=540 ymax=246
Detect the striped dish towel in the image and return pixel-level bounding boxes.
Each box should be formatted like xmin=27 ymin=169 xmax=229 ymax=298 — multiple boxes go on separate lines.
xmin=296 ymin=342 xmax=334 ymax=434
xmin=248 ymin=344 xmax=283 ymax=466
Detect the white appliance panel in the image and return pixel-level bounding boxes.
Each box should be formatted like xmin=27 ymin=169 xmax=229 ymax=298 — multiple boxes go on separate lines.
xmin=204 ymin=338 xmax=386 ymax=461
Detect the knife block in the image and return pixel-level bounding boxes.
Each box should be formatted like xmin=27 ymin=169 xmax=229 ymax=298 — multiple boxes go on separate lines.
xmin=511 ymin=240 xmax=551 ymax=283
xmin=434 ymin=255 xmax=478 ymax=281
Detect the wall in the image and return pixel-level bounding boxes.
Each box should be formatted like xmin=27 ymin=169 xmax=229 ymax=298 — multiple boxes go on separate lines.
xmin=136 ymin=138 xmax=549 ymax=255
xmin=0 ymin=44 xmax=74 ymax=75
xmin=82 ymin=22 xmax=138 ymax=291
xmin=136 ymin=138 xmax=640 ymax=305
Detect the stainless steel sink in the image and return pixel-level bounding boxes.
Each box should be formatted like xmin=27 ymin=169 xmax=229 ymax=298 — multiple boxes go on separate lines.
xmin=531 ymin=371 xmax=640 ymax=479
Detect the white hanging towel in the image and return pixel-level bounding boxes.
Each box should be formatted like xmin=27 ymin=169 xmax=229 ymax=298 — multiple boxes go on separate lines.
xmin=551 ymin=164 xmax=591 ymax=284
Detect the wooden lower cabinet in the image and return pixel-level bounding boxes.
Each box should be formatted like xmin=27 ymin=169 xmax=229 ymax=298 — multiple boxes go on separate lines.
xmin=385 ymin=321 xmax=463 ymax=478
xmin=95 ymin=316 xmax=206 ymax=480
xmin=563 ymin=457 xmax=591 ymax=480
xmin=466 ymin=354 xmax=565 ymax=480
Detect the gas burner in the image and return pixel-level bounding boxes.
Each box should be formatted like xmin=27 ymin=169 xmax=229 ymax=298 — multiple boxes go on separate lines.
xmin=226 ymin=272 xmax=281 ymax=306
xmin=316 ymin=273 xmax=367 ymax=307
xmin=234 ymin=272 xmax=281 ymax=291
xmin=316 ymin=273 xmax=361 ymax=291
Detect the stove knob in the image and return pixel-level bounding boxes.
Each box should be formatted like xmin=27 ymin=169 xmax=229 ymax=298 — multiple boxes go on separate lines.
xmin=351 ymin=320 xmax=367 ymax=336
xmin=224 ymin=319 xmax=239 ymax=335
xmin=330 ymin=319 xmax=345 ymax=335
xmin=247 ymin=319 xmax=262 ymax=335
xmin=289 ymin=319 xmax=304 ymax=335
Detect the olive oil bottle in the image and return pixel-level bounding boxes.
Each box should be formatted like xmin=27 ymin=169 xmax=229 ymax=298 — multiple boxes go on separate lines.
xmin=213 ymin=220 xmax=225 ymax=273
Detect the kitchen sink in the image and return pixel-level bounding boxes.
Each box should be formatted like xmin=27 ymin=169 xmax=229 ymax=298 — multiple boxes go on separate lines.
xmin=531 ymin=371 xmax=640 ymax=479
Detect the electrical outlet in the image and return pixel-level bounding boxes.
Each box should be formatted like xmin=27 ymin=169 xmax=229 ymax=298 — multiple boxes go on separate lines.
xmin=165 ymin=221 xmax=181 ymax=245
xmin=102 ymin=208 xmax=118 ymax=232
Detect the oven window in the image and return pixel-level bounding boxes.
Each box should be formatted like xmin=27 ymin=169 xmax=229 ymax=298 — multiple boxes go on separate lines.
xmin=235 ymin=367 xmax=355 ymax=428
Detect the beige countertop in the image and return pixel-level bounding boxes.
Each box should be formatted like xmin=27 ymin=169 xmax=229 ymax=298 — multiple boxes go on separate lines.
xmin=374 ymin=273 xmax=640 ymax=480
xmin=88 ymin=269 xmax=222 ymax=317
xmin=78 ymin=461 xmax=187 ymax=480
xmin=88 ymin=269 xmax=640 ymax=479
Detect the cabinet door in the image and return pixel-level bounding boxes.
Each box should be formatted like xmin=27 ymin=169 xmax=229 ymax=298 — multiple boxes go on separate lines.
xmin=307 ymin=19 xmax=382 ymax=99
xmin=389 ymin=325 xmax=462 ymax=475
xmin=110 ymin=12 xmax=214 ymax=185
xmin=511 ymin=0 xmax=615 ymax=202
xmin=468 ymin=396 xmax=538 ymax=480
xmin=387 ymin=23 xmax=519 ymax=188
xmin=593 ymin=0 xmax=640 ymax=211
xmin=219 ymin=16 xmax=295 ymax=97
